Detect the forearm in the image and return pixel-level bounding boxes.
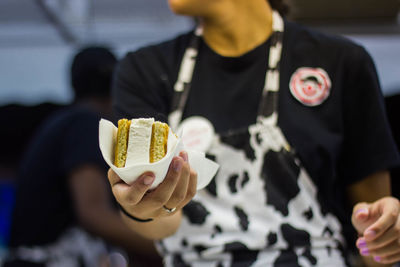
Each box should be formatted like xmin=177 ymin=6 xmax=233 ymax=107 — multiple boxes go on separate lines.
xmin=79 ymin=206 xmax=158 ymax=255
xmin=346 ymin=171 xmax=391 ymax=206
xmin=69 ymin=165 xmax=157 ymax=255
xmin=347 ymin=171 xmax=397 ymax=266
xmin=120 ymin=209 xmax=183 ymax=240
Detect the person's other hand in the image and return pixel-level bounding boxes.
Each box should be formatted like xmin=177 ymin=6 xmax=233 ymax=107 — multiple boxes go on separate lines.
xmin=107 ymin=151 xmax=197 ymax=221
xmin=352 ymin=196 xmax=400 ymax=264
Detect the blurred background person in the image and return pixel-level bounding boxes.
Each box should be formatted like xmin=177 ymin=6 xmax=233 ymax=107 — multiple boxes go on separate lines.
xmin=2 ymin=46 xmax=160 ymax=267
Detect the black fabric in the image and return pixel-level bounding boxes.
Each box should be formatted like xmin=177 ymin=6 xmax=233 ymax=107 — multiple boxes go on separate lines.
xmin=112 ymin=20 xmax=399 ymax=239
xmin=8 ymin=106 xmax=107 ymax=247
xmin=385 ymin=94 xmax=400 ymax=199
xmin=0 ymin=103 xmax=65 ymax=171
xmin=3 ymin=259 xmax=46 ymax=267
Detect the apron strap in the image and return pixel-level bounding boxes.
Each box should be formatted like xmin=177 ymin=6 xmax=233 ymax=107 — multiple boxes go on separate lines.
xmin=169 ymin=28 xmax=202 ymax=130
xmin=169 ymin=11 xmax=284 ymax=130
xmin=257 ymin=12 xmax=284 ymax=122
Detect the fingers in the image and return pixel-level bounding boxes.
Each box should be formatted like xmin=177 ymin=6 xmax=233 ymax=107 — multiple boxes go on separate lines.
xmin=353 ymin=197 xmax=400 ymax=264
xmin=178 ymin=167 xmax=198 ymax=209
xmin=164 ymin=151 xmax=198 ymax=211
xmin=107 ymin=168 xmax=155 ymax=205
xmin=107 ymin=151 xmax=197 ymax=219
xmin=142 ymin=157 xmax=184 ymax=209
xmin=357 ymin=238 xmax=400 ymax=264
xmin=145 ymin=151 xmax=197 ymax=215
xmin=352 ymin=202 xmax=369 ymax=222
xmin=374 ymin=250 xmax=400 ymax=264
xmin=364 ymin=197 xmax=400 ymax=241
xmin=175 ymin=151 xmax=197 ymax=208
xmin=351 ymin=202 xmax=371 ymax=234
xmin=360 ymin=220 xmax=400 ymax=251
xmin=107 ymin=168 xmax=123 ymax=186
xmin=163 ymin=154 xmax=190 ymax=210
xmin=368 ymin=238 xmax=400 ymax=257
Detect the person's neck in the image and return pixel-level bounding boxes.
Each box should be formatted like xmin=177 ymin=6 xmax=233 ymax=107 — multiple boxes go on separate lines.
xmin=200 ymin=1 xmax=273 ymax=57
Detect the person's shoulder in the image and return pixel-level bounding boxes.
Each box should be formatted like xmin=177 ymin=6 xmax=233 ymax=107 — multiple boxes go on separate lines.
xmin=122 ymin=30 xmax=193 ymax=65
xmin=43 ymin=106 xmax=100 ymax=131
xmin=284 ymin=20 xmax=368 ymax=59
xmin=115 ymin=30 xmax=195 ymax=87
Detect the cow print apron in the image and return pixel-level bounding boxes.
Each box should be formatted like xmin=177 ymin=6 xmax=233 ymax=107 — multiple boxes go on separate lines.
xmin=161 ymin=11 xmax=347 ymax=267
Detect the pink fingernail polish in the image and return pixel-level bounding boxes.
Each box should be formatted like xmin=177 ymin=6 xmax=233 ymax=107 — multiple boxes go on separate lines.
xmin=365 ymin=230 xmax=376 ymax=239
xmin=143 ymin=175 xmax=155 ymax=185
xmin=355 ymin=208 xmax=368 ymax=215
xmin=374 ymin=256 xmax=381 ymax=262
xmin=357 ymin=239 xmax=367 ymax=248
xmin=360 ymin=248 xmax=369 ymax=256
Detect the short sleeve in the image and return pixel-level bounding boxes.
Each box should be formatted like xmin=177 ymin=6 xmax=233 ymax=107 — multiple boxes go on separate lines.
xmin=111 ymin=51 xmax=171 ymax=123
xmin=339 ymin=46 xmax=400 ymax=185
xmin=61 ymin=112 xmax=107 ymax=174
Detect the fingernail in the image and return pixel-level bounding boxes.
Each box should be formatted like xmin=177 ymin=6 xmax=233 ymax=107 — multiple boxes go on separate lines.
xmin=360 ymin=248 xmax=369 ymax=256
xmin=374 ymin=256 xmax=381 ymax=262
xmin=355 ymin=208 xmax=368 ymax=215
xmin=173 ymin=158 xmax=183 ymax=172
xmin=143 ymin=175 xmax=155 ymax=185
xmin=180 ymin=151 xmax=188 ymax=162
xmin=365 ymin=230 xmax=376 ymax=239
xmin=357 ymin=238 xmax=367 ymax=248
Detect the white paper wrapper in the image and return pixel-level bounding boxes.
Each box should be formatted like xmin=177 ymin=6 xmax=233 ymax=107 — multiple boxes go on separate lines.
xmin=99 ymin=118 xmax=219 ymax=189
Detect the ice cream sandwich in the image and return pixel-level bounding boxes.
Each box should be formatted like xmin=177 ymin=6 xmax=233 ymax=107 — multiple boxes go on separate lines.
xmin=114 ymin=118 xmax=169 ymax=167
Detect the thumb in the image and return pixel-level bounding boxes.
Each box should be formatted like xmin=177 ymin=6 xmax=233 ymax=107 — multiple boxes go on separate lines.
xmin=351 ymin=202 xmax=371 ymax=234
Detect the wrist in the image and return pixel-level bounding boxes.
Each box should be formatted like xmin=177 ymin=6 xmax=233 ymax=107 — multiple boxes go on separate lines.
xmin=118 ymin=203 xmax=153 ymax=222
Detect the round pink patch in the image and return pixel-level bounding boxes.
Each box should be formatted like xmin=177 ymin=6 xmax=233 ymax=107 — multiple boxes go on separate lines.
xmin=289 ymin=67 xmax=332 ymax=106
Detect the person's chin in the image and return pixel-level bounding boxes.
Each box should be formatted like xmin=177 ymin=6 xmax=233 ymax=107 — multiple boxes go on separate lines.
xmin=167 ymin=0 xmax=190 ymax=15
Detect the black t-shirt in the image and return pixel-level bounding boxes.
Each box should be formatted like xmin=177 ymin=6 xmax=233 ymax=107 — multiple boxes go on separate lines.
xmin=112 ymin=21 xmax=399 ymax=225
xmin=9 ymin=106 xmax=107 ymax=247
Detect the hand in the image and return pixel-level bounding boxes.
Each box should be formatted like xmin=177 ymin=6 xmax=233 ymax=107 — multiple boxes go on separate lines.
xmin=352 ymin=196 xmax=400 ymax=264
xmin=108 ymin=151 xmax=197 ymax=221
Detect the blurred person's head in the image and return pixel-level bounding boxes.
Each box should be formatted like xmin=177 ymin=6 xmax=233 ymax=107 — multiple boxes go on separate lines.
xmin=168 ymin=0 xmax=288 ymax=17
xmin=71 ymin=46 xmax=117 ymax=102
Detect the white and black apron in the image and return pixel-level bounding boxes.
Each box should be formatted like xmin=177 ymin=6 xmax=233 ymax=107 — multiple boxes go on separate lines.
xmin=160 ymin=11 xmax=347 ymax=267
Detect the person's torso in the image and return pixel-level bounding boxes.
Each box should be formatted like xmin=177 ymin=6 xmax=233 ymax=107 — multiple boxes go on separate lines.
xmin=9 ymin=107 xmax=105 ymax=247
xmin=157 ymin=20 xmax=350 ymax=266
xmin=114 ymin=20 xmax=395 ymax=266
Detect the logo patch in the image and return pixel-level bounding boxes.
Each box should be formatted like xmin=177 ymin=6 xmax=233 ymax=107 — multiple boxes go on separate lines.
xmin=289 ymin=67 xmax=331 ymax=106
xmin=177 ymin=116 xmax=215 ymax=153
